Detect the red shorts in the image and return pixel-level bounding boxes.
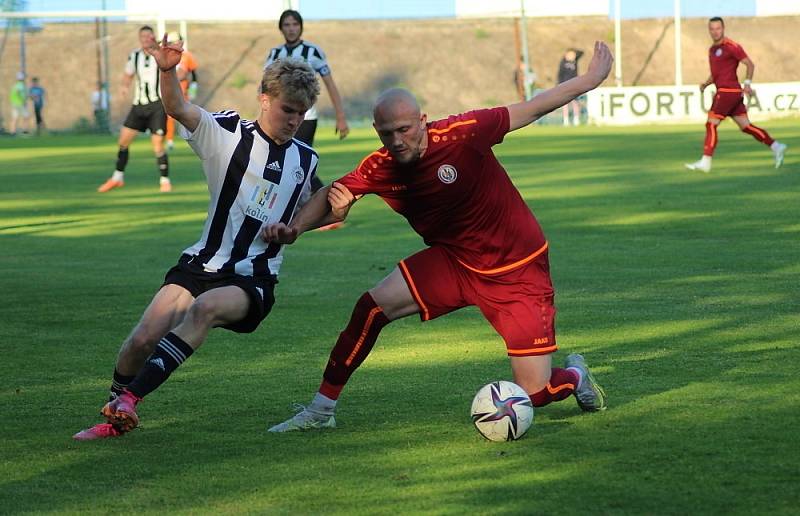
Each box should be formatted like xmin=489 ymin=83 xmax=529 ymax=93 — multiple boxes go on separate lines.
xmin=709 ymin=89 xmax=747 ymax=119
xmin=398 ymin=244 xmax=556 ymax=357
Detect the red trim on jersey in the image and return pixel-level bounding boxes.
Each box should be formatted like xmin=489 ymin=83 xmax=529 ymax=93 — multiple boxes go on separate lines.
xmin=457 ymin=241 xmax=548 ymax=276
xmin=717 ymin=87 xmax=742 ymax=93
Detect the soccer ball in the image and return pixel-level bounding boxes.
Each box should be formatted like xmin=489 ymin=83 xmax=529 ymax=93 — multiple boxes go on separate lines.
xmin=471 ymin=381 xmax=534 ymax=442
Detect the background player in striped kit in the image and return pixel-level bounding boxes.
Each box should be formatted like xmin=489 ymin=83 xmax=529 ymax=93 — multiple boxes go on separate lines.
xmin=97 ymin=25 xmax=172 ymax=193
xmin=74 ymin=36 xmax=330 ymax=440
xmin=264 ymin=41 xmax=615 ymax=433
xmin=266 ymin=9 xmax=350 ymax=224
xmin=684 ymin=17 xmax=787 ymax=173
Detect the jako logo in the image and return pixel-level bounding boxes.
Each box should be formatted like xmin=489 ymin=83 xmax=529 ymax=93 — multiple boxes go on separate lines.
xmin=437 ymin=164 xmax=457 ymax=184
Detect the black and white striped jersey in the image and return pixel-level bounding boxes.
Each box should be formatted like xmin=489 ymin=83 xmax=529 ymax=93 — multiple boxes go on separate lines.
xmin=180 ymin=108 xmax=318 ymax=278
xmin=264 ymin=40 xmax=331 ymax=120
xmin=124 ymin=48 xmax=161 ymax=106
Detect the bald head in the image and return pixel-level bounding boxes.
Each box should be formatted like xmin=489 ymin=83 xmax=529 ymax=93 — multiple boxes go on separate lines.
xmin=373 ymin=88 xmax=421 ymax=122
xmin=372 ymin=88 xmax=428 ymax=164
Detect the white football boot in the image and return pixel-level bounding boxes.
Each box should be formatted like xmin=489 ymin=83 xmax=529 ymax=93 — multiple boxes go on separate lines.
xmin=684 ymin=155 xmax=712 ymax=173
xmin=772 ymin=142 xmax=787 ymax=169
xmin=268 ymin=404 xmax=336 ymax=433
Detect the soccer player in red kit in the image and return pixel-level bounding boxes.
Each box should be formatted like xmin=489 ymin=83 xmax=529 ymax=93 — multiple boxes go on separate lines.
xmin=263 ymin=41 xmax=614 ymax=432
xmin=685 ymin=17 xmax=787 ymax=173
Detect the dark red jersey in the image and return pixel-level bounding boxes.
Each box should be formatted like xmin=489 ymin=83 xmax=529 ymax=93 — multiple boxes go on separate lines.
xmin=709 ymin=38 xmax=748 ymax=89
xmin=337 ymin=107 xmax=547 ymax=274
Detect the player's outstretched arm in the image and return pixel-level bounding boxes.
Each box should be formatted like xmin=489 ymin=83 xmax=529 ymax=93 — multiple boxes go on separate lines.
xmin=143 ymin=33 xmax=202 ymax=132
xmin=507 ymin=41 xmax=613 ymax=131
xmin=260 ymin=183 xmax=356 ymax=244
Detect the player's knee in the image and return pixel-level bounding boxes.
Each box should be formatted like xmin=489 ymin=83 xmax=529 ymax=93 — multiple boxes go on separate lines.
xmin=186 ymin=297 xmax=219 ymax=327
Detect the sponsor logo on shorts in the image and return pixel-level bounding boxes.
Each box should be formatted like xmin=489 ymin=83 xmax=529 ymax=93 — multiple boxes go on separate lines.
xmin=156 ymin=129 xmax=165 ymax=135
xmin=437 ymin=164 xmax=457 ymax=184
xmin=533 ymin=337 xmax=549 ymax=346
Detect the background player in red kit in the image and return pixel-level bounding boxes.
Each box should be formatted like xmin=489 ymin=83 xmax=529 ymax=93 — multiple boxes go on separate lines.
xmin=685 ymin=17 xmax=787 ymax=173
xmin=264 ymin=41 xmax=614 ymax=432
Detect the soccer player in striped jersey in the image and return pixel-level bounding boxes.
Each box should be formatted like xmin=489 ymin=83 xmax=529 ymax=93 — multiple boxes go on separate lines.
xmin=264 ymin=41 xmax=615 ymax=433
xmin=97 ymin=26 xmax=172 ymax=193
xmin=266 ymin=10 xmax=349 ymax=233
xmin=74 ymin=36 xmax=330 ymax=440
xmin=685 ymin=17 xmax=787 ymax=173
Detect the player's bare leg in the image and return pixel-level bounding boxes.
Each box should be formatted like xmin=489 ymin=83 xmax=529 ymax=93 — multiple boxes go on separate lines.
xmin=151 ymin=133 xmax=172 ymax=192
xmin=115 ymin=284 xmax=195 ymax=376
xmin=269 ymin=267 xmax=419 ymax=432
xmin=732 ymin=114 xmax=786 ymax=169
xmin=98 ymin=127 xmax=138 ymax=192
xmin=73 ymin=284 xmax=194 ymax=440
xmin=685 ymin=116 xmax=721 ymax=173
xmin=100 ymin=286 xmax=251 ymax=433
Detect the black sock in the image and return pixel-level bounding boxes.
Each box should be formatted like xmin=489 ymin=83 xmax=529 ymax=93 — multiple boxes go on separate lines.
xmin=127 ymin=332 xmax=194 ymax=398
xmin=157 ymin=153 xmax=169 ymax=177
xmin=110 ymin=369 xmax=136 ymax=401
xmin=116 ymin=147 xmax=129 ymax=171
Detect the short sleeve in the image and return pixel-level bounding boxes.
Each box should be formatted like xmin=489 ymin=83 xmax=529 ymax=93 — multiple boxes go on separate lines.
xmin=336 ymin=150 xmax=392 ymax=196
xmin=182 ymin=108 xmax=240 ymax=161
xmin=469 ymin=108 xmax=511 ymax=149
xmin=731 ymin=42 xmax=748 ymax=61
xmin=309 ymin=46 xmax=331 ymax=77
xmin=124 ymin=52 xmax=135 ymax=76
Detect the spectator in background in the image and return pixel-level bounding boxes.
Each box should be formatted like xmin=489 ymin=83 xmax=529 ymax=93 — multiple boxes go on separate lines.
xmin=92 ymin=83 xmax=110 ymax=132
xmin=165 ymin=31 xmax=199 ymax=151
xmin=557 ymin=49 xmax=584 ymax=126
xmin=9 ymin=72 xmax=30 ymax=135
xmin=28 ymin=77 xmax=46 ymax=135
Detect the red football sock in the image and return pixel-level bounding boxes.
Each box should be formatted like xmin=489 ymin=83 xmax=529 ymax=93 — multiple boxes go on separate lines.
xmin=529 ymin=368 xmax=579 ymax=407
xmin=703 ymin=122 xmax=718 ymax=156
xmin=319 ymin=292 xmax=390 ymax=400
xmin=741 ymin=124 xmax=775 ymax=146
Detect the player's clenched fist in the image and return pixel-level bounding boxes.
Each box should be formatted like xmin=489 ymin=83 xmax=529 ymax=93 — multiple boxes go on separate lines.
xmin=260 ymin=222 xmax=299 ymax=244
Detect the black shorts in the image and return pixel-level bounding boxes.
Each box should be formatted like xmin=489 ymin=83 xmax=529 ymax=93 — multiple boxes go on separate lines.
xmin=123 ymin=101 xmax=167 ymax=135
xmin=162 ymin=256 xmax=277 ymax=334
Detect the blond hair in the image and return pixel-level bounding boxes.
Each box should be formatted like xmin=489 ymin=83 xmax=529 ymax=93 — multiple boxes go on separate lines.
xmin=261 ymin=58 xmax=319 ymax=110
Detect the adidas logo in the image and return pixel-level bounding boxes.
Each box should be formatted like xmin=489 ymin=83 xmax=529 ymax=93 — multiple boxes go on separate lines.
xmin=266 ymin=161 xmax=282 ymax=171
xmin=150 ymin=357 xmax=166 ymax=371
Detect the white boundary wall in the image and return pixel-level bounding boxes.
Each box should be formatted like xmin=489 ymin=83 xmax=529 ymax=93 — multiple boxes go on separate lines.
xmin=454 ymin=0 xmax=608 ymax=18
xmin=586 ymin=82 xmax=800 ymax=125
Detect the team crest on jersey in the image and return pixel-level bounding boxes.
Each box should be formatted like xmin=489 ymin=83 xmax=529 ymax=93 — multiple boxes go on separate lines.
xmin=292 ymin=166 xmax=304 ymax=184
xmin=715 ymin=48 xmax=723 ymax=57
xmin=437 ymin=164 xmax=458 ymax=184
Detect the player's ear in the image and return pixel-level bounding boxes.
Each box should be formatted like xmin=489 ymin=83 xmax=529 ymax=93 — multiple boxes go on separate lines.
xmin=260 ymin=93 xmax=271 ymax=110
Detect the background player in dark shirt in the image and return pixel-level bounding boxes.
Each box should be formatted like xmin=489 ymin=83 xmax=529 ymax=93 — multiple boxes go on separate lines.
xmin=685 ymin=17 xmax=786 ymax=173
xmin=557 ymin=48 xmax=584 ymax=126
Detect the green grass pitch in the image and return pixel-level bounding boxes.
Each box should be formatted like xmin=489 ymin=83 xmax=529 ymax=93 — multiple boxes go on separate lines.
xmin=1 ymin=119 xmax=798 ymax=514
